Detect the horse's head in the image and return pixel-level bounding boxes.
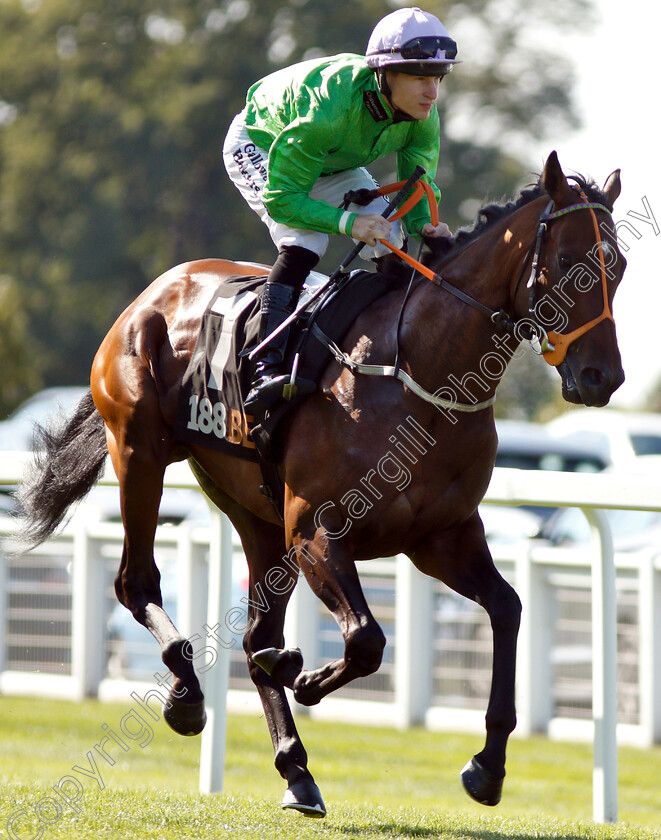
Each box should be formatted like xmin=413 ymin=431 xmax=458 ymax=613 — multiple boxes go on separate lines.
xmin=525 ymin=151 xmax=626 ymax=406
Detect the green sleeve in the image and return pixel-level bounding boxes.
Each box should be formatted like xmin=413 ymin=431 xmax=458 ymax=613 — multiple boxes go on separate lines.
xmin=396 ymin=116 xmax=442 ymax=237
xmin=262 ymin=115 xmax=350 ymax=236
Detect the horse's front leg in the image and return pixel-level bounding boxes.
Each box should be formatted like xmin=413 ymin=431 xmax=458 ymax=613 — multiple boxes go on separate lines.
xmin=252 ymin=528 xmax=386 ymax=707
xmin=410 ymin=512 xmax=521 ymax=806
xmin=222 ymin=507 xmax=326 ymax=817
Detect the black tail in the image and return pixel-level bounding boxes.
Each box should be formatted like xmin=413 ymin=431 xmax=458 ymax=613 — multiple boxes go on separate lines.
xmin=16 ymin=390 xmax=108 ymax=549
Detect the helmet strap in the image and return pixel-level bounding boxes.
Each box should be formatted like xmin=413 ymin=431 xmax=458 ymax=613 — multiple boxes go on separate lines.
xmin=375 ymin=69 xmax=416 ymax=123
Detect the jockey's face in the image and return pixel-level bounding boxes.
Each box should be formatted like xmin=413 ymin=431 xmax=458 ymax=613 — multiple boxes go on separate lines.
xmin=385 ymin=70 xmax=441 ymax=120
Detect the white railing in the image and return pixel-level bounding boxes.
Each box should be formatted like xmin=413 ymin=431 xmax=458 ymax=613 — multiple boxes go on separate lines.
xmin=2 ymin=453 xmax=661 ymax=823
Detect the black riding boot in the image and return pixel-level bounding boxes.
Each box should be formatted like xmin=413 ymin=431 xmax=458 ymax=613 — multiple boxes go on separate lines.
xmin=244 ymin=246 xmax=318 ymax=415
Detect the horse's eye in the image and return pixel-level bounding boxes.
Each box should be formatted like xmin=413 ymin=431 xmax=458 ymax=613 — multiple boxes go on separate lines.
xmin=558 ymin=254 xmax=573 ymax=270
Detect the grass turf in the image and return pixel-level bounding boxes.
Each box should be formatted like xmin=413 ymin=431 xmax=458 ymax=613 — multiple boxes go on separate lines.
xmin=0 ymin=696 xmax=659 ymax=839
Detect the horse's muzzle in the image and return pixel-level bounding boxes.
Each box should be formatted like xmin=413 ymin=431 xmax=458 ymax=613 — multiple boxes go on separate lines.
xmin=559 ymin=360 xmax=625 ymax=407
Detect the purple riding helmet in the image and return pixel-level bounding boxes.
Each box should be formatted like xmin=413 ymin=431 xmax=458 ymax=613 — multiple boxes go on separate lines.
xmin=366 ymin=6 xmax=461 ymax=78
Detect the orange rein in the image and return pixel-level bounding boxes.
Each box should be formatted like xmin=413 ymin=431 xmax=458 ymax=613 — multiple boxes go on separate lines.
xmin=376 ymin=178 xmax=439 ymax=227
xmin=376 ymin=177 xmax=441 ymax=285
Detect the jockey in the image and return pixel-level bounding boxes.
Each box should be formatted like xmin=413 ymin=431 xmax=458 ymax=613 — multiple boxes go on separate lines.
xmin=223 ymin=6 xmax=459 ymax=413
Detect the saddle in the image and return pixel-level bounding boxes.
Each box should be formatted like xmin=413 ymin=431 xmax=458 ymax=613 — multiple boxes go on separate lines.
xmin=174 ymin=268 xmax=402 ymax=509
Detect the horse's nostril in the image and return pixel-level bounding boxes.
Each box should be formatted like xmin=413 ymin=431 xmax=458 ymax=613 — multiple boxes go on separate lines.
xmin=582 ymin=367 xmax=607 ymax=389
xmin=578 ymin=365 xmax=624 ymax=407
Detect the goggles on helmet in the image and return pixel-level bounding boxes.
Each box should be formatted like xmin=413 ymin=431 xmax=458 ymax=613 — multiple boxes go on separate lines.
xmin=374 ymin=35 xmax=458 ymax=62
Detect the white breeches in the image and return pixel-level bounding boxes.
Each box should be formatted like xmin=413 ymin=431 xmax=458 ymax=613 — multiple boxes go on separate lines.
xmin=222 ymin=108 xmax=404 ymax=260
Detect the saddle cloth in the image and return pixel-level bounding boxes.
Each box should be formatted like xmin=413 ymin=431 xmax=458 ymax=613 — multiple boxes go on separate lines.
xmin=174 ymin=269 xmax=398 ymax=464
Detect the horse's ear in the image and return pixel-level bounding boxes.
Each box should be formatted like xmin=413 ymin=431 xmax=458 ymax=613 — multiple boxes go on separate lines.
xmin=541 ymin=150 xmax=572 ymax=204
xmin=603 ymin=169 xmax=622 ymax=205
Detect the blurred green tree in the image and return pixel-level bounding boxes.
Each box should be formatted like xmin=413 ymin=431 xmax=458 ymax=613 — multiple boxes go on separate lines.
xmin=0 ymin=0 xmax=593 ymax=415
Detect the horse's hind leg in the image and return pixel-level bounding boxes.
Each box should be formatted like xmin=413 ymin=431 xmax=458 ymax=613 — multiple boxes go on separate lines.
xmin=99 ymin=386 xmax=206 ymax=735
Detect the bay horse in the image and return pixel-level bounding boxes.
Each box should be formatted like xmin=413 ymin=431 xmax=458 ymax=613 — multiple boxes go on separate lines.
xmin=19 ymin=152 xmax=626 ymax=817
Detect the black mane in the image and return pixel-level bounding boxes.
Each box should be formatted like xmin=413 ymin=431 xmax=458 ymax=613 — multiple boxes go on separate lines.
xmin=424 ymin=173 xmax=612 ymax=264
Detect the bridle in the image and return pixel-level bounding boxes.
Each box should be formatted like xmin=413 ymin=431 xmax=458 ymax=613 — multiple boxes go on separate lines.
xmin=509 ymin=187 xmax=615 ymax=365
xmin=378 ymin=182 xmax=616 ymax=367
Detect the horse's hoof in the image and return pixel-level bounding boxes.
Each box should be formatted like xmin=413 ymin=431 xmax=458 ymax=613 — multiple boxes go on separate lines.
xmin=282 ymin=780 xmax=326 ymax=818
xmin=162 ymin=696 xmax=207 ymax=736
xmin=461 ymin=756 xmax=504 ymax=806
xmin=252 ymin=647 xmax=303 ymax=682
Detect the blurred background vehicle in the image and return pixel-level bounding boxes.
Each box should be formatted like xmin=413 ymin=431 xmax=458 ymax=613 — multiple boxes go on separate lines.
xmin=495 ymin=418 xmax=608 ymax=473
xmin=0 ymin=387 xmax=89 ymax=515
xmin=479 ymin=419 xmax=609 ymax=544
xmin=546 ymin=408 xmax=661 ymax=467
xmin=0 ymin=386 xmax=89 ymax=452
xmin=536 ymin=454 xmax=661 ymax=551
xmin=0 ymin=486 xmax=16 ymax=517
xmin=529 ymin=455 xmax=661 ymax=718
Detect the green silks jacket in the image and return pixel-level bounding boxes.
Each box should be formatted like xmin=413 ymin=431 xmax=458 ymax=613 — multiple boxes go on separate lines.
xmin=244 ymin=53 xmax=442 ymax=238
